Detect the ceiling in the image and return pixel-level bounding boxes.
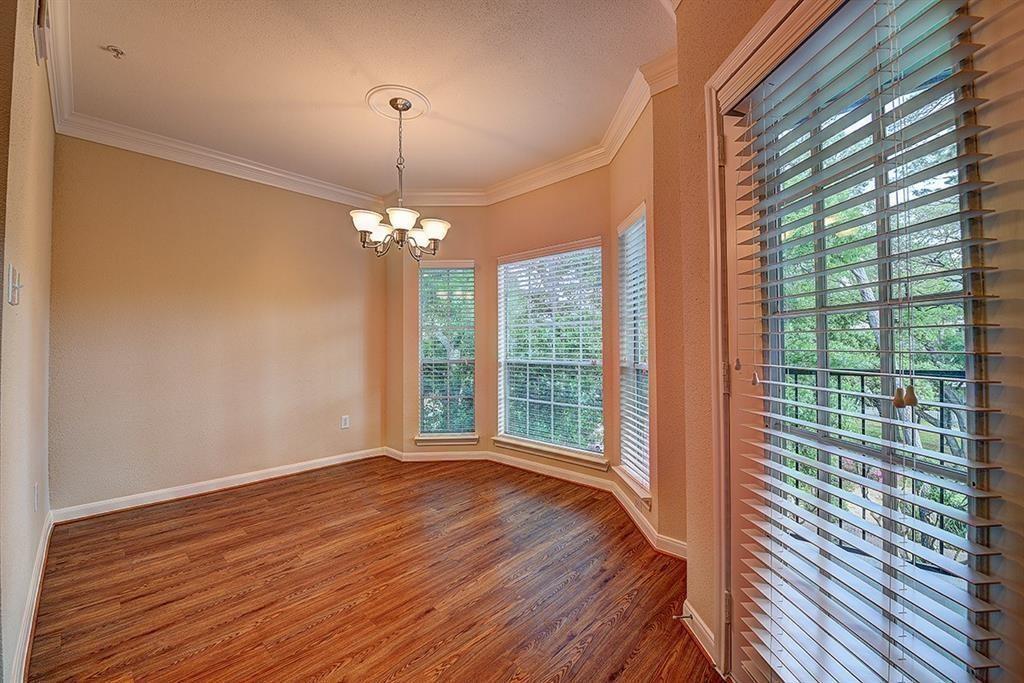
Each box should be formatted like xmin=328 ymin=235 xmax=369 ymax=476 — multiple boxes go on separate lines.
xmin=61 ymin=0 xmax=676 ymax=199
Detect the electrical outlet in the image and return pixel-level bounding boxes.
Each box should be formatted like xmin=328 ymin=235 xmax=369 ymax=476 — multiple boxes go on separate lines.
xmin=340 ymin=415 xmax=351 ymax=430
xmin=34 ymin=482 xmax=39 ymax=512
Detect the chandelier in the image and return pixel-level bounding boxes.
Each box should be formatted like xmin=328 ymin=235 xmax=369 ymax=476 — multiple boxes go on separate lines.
xmin=350 ymin=96 xmax=450 ymax=261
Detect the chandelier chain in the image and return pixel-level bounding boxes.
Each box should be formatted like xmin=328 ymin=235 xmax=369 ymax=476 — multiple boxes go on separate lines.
xmin=396 ymin=109 xmax=405 ymax=207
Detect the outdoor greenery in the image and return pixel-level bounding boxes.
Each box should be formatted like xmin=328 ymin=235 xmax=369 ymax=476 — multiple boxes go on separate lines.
xmin=499 ymin=247 xmax=604 ymax=452
xmin=759 ymin=74 xmax=979 ymax=568
xmin=420 ymin=268 xmax=475 ymax=434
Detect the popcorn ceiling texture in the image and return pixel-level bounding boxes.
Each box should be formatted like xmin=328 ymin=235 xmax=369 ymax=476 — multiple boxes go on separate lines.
xmin=66 ymin=0 xmax=675 ymax=193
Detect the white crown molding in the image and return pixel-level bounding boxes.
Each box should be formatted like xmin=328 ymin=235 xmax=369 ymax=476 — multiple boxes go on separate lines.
xmin=641 ymin=49 xmax=679 ymax=96
xmin=58 ymin=112 xmax=381 ymax=207
xmin=43 ymin=0 xmax=668 ymax=208
xmin=43 ymin=0 xmax=379 ymax=209
xmin=397 ymin=188 xmax=491 ymax=207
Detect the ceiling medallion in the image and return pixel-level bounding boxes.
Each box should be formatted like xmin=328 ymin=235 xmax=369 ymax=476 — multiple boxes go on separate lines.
xmin=350 ymin=87 xmax=448 ymax=261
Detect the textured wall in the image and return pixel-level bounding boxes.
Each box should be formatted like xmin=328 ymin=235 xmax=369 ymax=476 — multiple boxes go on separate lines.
xmin=607 ymin=101 xmax=657 ymax=525
xmin=974 ymin=1 xmax=1024 ymax=679
xmin=650 ymin=86 xmax=684 ymax=540
xmin=394 ymin=166 xmax=612 ymax=472
xmin=49 ymin=137 xmax=386 ymax=508
xmin=388 ymin=102 xmax=683 ymax=537
xmin=1 ymin=0 xmax=54 ymax=676
xmin=674 ymin=0 xmax=775 ymax=640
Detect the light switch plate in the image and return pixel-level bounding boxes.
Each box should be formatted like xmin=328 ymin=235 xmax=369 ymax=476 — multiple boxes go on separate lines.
xmin=7 ymin=264 xmax=23 ymax=306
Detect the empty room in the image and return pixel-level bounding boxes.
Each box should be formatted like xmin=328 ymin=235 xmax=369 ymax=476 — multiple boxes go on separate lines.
xmin=1 ymin=0 xmax=1022 ymax=680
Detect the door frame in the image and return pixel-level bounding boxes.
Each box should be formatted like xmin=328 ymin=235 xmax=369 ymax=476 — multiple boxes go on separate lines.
xmin=701 ymin=0 xmax=845 ymax=675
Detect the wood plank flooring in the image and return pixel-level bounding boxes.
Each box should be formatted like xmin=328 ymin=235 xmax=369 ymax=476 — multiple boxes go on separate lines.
xmin=30 ymin=457 xmax=718 ymax=682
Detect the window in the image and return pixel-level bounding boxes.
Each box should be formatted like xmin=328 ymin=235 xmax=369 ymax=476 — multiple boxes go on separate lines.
xmin=732 ymin=1 xmax=998 ymax=681
xmin=618 ymin=216 xmax=650 ymax=487
xmin=498 ymin=243 xmax=603 ymax=453
xmin=419 ymin=265 xmax=475 ymax=435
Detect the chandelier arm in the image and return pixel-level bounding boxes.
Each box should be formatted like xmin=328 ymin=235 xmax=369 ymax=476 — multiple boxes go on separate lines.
xmin=374 ymin=234 xmax=393 ymax=257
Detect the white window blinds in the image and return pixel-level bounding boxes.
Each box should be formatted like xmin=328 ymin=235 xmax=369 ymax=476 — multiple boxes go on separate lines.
xmin=618 ymin=219 xmax=650 ymax=487
xmin=498 ymin=244 xmax=604 ymax=453
xmin=419 ymin=266 xmax=475 ymax=434
xmin=733 ymin=1 xmax=998 ymax=681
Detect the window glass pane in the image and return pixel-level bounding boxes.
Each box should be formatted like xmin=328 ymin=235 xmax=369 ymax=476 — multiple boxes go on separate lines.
xmin=732 ymin=0 xmax=995 ymax=679
xmin=419 ymin=267 xmax=475 ymax=434
xmin=618 ymin=218 xmax=650 ymax=486
xmin=498 ymin=246 xmax=603 ymax=453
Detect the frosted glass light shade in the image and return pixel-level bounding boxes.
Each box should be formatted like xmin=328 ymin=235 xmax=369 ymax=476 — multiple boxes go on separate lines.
xmin=407 ymin=228 xmax=429 ymax=247
xmin=350 ymin=209 xmax=383 ymax=232
xmin=368 ymin=223 xmax=393 ymax=243
xmin=386 ymin=207 xmax=420 ymax=231
xmin=420 ymin=218 xmax=450 ymax=241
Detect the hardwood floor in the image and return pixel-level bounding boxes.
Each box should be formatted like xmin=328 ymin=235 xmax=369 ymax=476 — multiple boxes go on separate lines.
xmin=30 ymin=457 xmax=718 ymax=682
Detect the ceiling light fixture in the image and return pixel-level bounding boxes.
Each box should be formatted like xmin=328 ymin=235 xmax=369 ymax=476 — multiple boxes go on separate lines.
xmin=350 ymin=95 xmax=449 ymax=261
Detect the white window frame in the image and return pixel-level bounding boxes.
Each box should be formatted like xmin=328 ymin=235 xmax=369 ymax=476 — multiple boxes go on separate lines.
xmin=614 ymin=203 xmax=652 ymax=496
xmin=416 ymin=260 xmax=478 ymax=445
xmin=702 ymin=0 xmax=863 ymax=672
xmin=493 ymin=238 xmax=608 ymax=469
xmin=704 ymin=0 xmax=999 ymax=678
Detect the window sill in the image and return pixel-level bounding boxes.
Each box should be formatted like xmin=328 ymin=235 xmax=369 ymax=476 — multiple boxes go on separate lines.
xmin=415 ymin=433 xmax=480 ymax=446
xmin=613 ymin=465 xmax=652 ymax=507
xmin=491 ymin=435 xmax=609 ymax=471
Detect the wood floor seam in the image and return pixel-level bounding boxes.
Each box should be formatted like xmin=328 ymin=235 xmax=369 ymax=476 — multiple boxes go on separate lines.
xmin=29 ymin=457 xmax=719 ymax=682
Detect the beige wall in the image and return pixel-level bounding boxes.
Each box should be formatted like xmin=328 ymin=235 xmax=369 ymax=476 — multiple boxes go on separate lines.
xmin=48 ymin=95 xmax=683 ymax=545
xmin=49 ymin=136 xmax=386 ymax=508
xmin=674 ymin=0 xmax=775 ymax=642
xmin=387 ymin=96 xmax=684 ymax=537
xmin=391 ymin=167 xmax=612 ymax=471
xmin=383 ymin=204 xmax=489 ymax=452
xmin=650 ymin=86 xmax=684 ymax=540
xmin=975 ymin=1 xmax=1024 ymax=679
xmin=1 ymin=0 xmax=54 ymax=677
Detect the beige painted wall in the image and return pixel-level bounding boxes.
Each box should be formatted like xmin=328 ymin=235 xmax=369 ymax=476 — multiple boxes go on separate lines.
xmin=674 ymin=0 xmax=775 ymax=642
xmin=387 ymin=97 xmax=684 ymax=537
xmin=391 ymin=166 xmax=612 ymax=469
xmin=49 ymin=136 xmax=386 ymax=508
xmin=385 ymin=104 xmax=688 ymax=536
xmin=1 ymin=0 xmax=54 ymax=677
xmin=974 ymin=1 xmax=1024 ymax=679
xmin=650 ymin=86 xmax=684 ymax=540
xmin=50 ymin=89 xmax=685 ymax=547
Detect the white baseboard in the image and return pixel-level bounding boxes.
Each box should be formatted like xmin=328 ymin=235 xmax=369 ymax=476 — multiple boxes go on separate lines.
xmin=27 ymin=444 xmax=687 ymax=678
xmin=11 ymin=510 xmax=55 ymax=682
xmin=51 ymin=447 xmax=386 ymax=523
xmin=50 ymin=444 xmax=685 ymax=551
xmin=385 ymin=446 xmax=686 ymax=559
xmin=682 ymin=598 xmax=716 ymax=665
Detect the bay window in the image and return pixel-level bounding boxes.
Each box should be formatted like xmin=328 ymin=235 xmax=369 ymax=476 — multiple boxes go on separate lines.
xmin=497 ymin=242 xmax=604 ymax=454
